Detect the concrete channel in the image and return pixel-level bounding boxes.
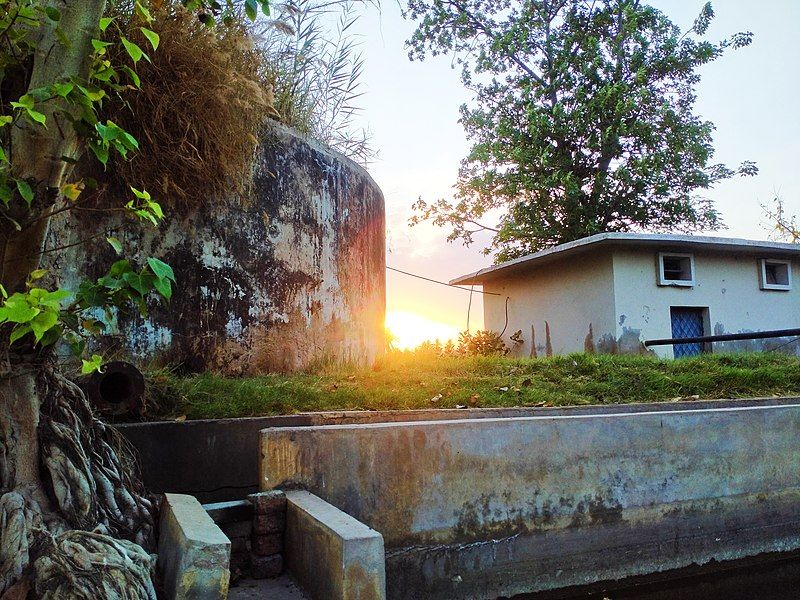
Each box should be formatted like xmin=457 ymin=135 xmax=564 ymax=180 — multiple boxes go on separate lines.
xmin=118 ymin=398 xmax=800 ymax=598
xmin=260 ymin=401 xmax=800 ymax=599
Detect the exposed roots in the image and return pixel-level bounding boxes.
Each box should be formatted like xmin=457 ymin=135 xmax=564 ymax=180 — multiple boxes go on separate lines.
xmin=0 ymin=361 xmax=159 ymax=597
xmin=37 ymin=366 xmax=156 ymax=551
xmin=33 ymin=530 xmax=156 ymax=600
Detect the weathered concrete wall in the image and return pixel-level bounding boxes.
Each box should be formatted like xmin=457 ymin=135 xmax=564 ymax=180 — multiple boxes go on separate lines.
xmin=284 ymin=490 xmax=385 ymax=600
xmin=260 ymin=403 xmax=800 ymax=599
xmin=483 ymin=250 xmax=616 ymax=357
xmin=48 ymin=123 xmax=385 ymax=373
xmin=118 ymin=399 xmax=799 ymax=503
xmin=158 ymin=493 xmax=231 ymax=600
xmin=612 ymin=248 xmax=800 ymax=358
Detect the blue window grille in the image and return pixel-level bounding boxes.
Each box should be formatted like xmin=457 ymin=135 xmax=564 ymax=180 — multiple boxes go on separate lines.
xmin=670 ymin=307 xmax=705 ymax=358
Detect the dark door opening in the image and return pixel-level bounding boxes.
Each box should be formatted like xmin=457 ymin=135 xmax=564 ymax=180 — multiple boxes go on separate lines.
xmin=670 ymin=307 xmax=707 ymax=358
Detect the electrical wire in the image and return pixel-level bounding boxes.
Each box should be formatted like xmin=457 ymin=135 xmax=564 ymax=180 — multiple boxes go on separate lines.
xmin=499 ymin=296 xmax=510 ymax=337
xmin=386 ymin=266 xmax=500 ymax=296
xmin=466 ymin=284 xmax=474 ymax=332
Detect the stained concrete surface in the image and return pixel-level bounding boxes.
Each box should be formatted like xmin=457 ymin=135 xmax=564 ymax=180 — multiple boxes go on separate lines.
xmin=158 ymin=493 xmax=231 ymax=600
xmin=284 ymin=490 xmax=386 ymax=600
xmin=261 ymin=402 xmax=800 ymax=599
xmin=118 ymin=397 xmax=800 ymax=503
xmin=47 ymin=122 xmax=385 ymax=373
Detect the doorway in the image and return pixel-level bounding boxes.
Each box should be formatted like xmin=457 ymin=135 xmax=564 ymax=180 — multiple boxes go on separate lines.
xmin=670 ymin=307 xmax=708 ymax=358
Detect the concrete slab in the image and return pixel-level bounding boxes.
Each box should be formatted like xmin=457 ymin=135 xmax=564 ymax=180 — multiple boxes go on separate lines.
xmin=284 ymin=490 xmax=385 ymax=600
xmin=261 ymin=403 xmax=800 ymax=599
xmin=159 ymin=493 xmax=231 ymax=599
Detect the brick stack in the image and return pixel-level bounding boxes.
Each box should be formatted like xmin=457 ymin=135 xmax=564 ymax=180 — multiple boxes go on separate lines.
xmin=247 ymin=490 xmax=287 ymax=579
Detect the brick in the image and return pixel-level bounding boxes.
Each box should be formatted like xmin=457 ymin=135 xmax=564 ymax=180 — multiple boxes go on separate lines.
xmin=248 ymin=490 xmax=287 ymax=514
xmin=229 ymin=535 xmax=250 ymax=554
xmin=252 ymin=533 xmax=283 ymax=556
xmin=253 ymin=512 xmax=286 ymax=535
xmin=251 ymin=553 xmax=283 ymax=579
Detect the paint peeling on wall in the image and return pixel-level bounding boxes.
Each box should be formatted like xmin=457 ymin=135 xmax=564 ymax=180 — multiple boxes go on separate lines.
xmin=47 ymin=123 xmax=385 ymax=373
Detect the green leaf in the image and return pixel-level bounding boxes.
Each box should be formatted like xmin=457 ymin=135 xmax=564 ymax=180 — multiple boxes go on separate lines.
xmin=12 ymin=95 xmax=34 ymax=110
xmin=26 ymin=110 xmax=47 ymax=126
xmin=16 ymin=180 xmax=34 ymax=205
xmin=244 ymin=0 xmax=258 ymax=21
xmin=52 ymin=82 xmax=74 ymax=98
xmin=152 ymin=276 xmax=172 ymax=301
xmin=44 ymin=7 xmax=60 ymax=21
xmin=81 ymin=354 xmax=104 ymax=375
xmin=9 ymin=326 xmax=31 ymax=345
xmin=91 ymin=38 xmax=113 ymax=53
xmin=106 ymin=236 xmax=123 ymax=255
xmin=123 ymin=271 xmax=149 ymax=296
xmin=121 ymin=37 xmax=145 ymax=64
xmin=99 ymin=17 xmax=115 ymax=32
xmin=135 ymin=1 xmax=153 ymax=23
xmin=0 ymin=295 xmax=39 ymax=323
xmin=0 ymin=116 xmax=12 ymax=127
xmin=140 ymin=27 xmax=159 ymax=51
xmin=147 ymin=257 xmax=176 ymax=282
xmin=30 ymin=310 xmax=58 ymax=342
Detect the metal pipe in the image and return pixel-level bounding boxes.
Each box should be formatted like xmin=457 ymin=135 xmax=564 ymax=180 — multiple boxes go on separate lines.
xmin=644 ymin=328 xmax=800 ymax=347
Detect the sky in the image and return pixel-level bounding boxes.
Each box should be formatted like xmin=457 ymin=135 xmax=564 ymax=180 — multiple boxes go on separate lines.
xmin=341 ymin=1 xmax=800 ymax=349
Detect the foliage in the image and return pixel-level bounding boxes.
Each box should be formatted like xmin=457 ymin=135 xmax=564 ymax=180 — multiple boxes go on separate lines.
xmin=456 ymin=329 xmax=507 ymax=356
xmin=257 ymin=0 xmax=374 ymax=163
xmin=0 ymin=0 xmax=175 ymax=374
xmin=147 ymin=352 xmax=800 ymax=420
xmin=405 ymin=0 xmax=758 ymax=261
xmin=95 ymin=1 xmax=274 ymax=208
xmin=763 ymin=195 xmax=800 ymax=244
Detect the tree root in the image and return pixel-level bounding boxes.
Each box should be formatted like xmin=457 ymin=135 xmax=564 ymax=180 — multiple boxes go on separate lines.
xmin=37 ymin=366 xmax=156 ymax=550
xmin=0 ymin=362 xmax=159 ymax=598
xmin=33 ymin=530 xmax=156 ymax=600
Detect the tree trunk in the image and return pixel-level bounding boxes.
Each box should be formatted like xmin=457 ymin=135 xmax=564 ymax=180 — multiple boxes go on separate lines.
xmin=0 ymin=2 xmax=159 ymax=597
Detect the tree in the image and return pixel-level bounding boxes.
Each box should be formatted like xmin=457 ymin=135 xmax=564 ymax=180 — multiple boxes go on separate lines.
xmin=406 ymin=0 xmax=757 ymax=261
xmin=0 ymin=0 xmax=267 ymax=596
xmin=763 ymin=195 xmax=800 ymax=244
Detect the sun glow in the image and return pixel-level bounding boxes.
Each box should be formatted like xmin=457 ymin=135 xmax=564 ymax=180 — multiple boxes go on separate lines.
xmin=385 ymin=310 xmax=461 ymax=351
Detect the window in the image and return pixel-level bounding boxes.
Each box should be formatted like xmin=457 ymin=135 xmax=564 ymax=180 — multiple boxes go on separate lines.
xmin=658 ymin=253 xmax=694 ymax=287
xmin=759 ymin=259 xmax=792 ymax=291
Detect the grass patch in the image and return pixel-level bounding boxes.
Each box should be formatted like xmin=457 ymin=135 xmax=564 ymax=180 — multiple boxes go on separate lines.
xmin=144 ymin=352 xmax=800 ymax=421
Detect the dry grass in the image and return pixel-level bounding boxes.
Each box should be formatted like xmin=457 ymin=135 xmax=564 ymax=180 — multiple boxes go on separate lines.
xmin=99 ymin=4 xmax=273 ymax=208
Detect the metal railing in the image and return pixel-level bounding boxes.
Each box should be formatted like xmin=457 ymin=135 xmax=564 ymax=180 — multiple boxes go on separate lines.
xmin=644 ymin=328 xmax=800 ymax=348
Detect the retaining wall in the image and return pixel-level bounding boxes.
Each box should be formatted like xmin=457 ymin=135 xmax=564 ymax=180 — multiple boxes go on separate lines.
xmin=118 ymin=399 xmax=799 ymax=503
xmin=260 ymin=402 xmax=800 ymax=599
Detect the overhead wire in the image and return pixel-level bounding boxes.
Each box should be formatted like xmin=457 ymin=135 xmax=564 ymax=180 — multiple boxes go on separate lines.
xmin=386 ymin=266 xmax=500 ymax=296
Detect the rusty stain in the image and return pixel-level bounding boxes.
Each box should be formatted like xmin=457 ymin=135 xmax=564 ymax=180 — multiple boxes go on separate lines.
xmin=529 ymin=324 xmax=537 ymax=359
xmin=544 ymin=322 xmax=553 ymax=357
xmin=344 ymin=562 xmax=383 ymax=600
xmin=584 ymin=323 xmax=595 ymax=353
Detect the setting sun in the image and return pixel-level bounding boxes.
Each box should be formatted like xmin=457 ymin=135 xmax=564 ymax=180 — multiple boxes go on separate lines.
xmin=385 ymin=311 xmax=461 ymax=350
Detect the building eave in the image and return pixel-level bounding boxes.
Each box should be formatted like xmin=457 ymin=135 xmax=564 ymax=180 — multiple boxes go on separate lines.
xmin=450 ymin=233 xmax=800 ymax=286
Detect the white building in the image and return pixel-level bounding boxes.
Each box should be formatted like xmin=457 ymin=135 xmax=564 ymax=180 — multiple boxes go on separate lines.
xmin=451 ymin=233 xmax=800 ymax=359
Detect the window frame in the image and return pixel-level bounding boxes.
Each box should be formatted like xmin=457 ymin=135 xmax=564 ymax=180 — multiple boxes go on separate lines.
xmin=759 ymin=258 xmax=792 ymax=291
xmin=657 ymin=252 xmax=695 ymax=287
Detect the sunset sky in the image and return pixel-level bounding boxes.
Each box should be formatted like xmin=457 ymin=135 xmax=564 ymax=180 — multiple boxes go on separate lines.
xmin=345 ymin=1 xmax=800 ymax=349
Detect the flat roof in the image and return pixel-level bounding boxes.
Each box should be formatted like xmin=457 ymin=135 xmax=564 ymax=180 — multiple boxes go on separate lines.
xmin=450 ymin=232 xmax=800 ymax=285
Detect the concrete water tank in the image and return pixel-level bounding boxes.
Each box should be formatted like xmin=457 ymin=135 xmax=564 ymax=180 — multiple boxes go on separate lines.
xmin=49 ymin=123 xmax=385 ymax=373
